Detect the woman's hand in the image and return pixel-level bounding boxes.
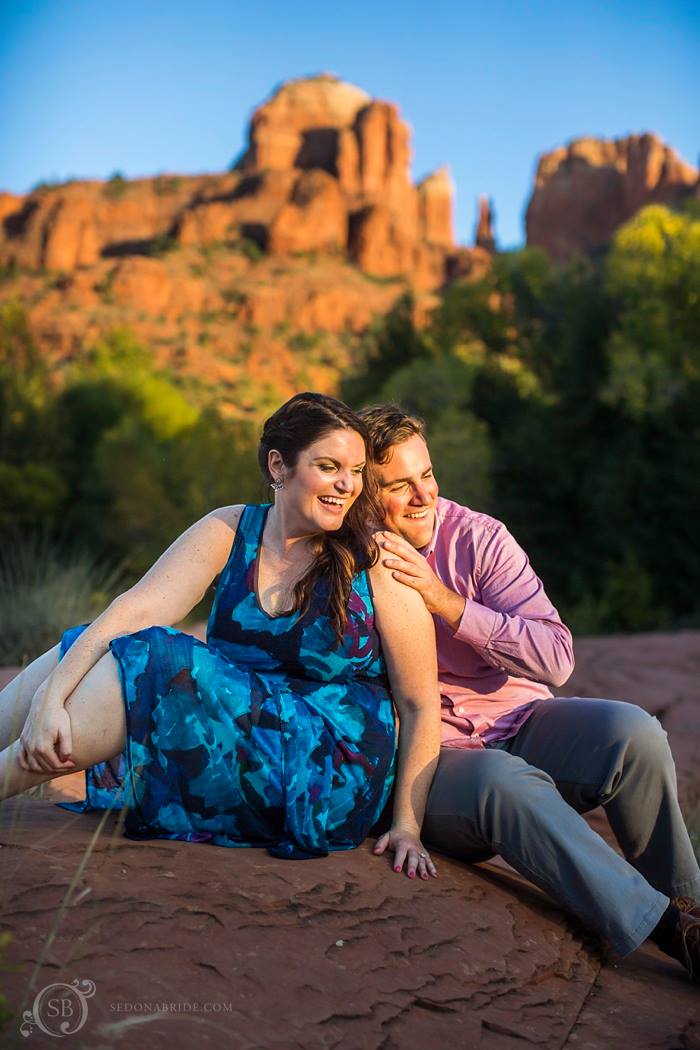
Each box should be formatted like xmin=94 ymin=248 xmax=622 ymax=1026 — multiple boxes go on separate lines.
xmin=373 ymin=825 xmax=438 ymax=881
xmin=18 ymin=681 xmax=75 ymax=774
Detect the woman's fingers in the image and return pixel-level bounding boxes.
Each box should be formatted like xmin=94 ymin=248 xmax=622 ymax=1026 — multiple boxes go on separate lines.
xmin=406 ymin=849 xmax=419 ymax=879
xmin=19 ymin=737 xmax=74 ymax=775
xmin=31 ymin=747 xmax=58 ymax=774
xmin=374 ymin=830 xmax=438 ymax=882
xmin=17 ymin=742 xmax=28 ymax=772
xmin=56 ymin=724 xmax=74 ymax=764
xmin=417 ymin=852 xmax=438 ymax=880
xmin=392 ymin=843 xmax=408 ymax=874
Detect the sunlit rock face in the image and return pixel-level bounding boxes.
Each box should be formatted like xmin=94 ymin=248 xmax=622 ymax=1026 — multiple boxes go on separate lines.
xmin=0 ymin=74 xmax=471 ymax=407
xmin=526 ymin=132 xmax=698 ymax=262
xmin=0 ymin=74 xmax=457 ymax=289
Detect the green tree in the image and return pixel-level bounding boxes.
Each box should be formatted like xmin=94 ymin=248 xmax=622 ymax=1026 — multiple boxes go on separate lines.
xmin=603 ymin=204 xmax=700 ymax=417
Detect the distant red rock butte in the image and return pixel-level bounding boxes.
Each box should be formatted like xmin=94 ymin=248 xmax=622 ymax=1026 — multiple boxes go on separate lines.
xmin=526 ymin=132 xmax=698 ymax=262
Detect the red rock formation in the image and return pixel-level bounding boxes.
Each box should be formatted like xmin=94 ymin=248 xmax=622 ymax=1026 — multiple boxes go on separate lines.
xmin=474 ymin=195 xmax=496 ymax=252
xmin=0 ymin=75 xmax=454 ymax=291
xmin=240 ymin=73 xmax=371 ymax=176
xmin=0 ymin=74 xmax=469 ymax=410
xmin=0 ymin=175 xmax=213 ymax=270
xmin=418 ymin=168 xmax=454 ymax=248
xmin=526 ymin=132 xmax=698 ymax=262
xmin=267 ymin=170 xmax=347 ymax=255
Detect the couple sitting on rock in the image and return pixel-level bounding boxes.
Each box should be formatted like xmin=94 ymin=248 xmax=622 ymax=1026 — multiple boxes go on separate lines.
xmin=1 ymin=393 xmax=698 ymax=982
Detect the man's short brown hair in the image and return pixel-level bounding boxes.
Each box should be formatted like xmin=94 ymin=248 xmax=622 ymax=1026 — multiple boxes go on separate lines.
xmin=358 ymin=404 xmax=426 ymax=465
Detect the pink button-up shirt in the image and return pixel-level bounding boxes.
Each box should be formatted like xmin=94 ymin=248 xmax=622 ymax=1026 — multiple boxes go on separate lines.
xmin=423 ymin=497 xmax=575 ymax=749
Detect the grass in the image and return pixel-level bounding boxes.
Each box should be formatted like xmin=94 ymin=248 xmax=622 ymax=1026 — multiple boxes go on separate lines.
xmin=0 ymin=532 xmax=124 ymax=665
xmin=0 ymin=933 xmax=14 ymax=1030
xmin=687 ymin=802 xmax=700 ymax=863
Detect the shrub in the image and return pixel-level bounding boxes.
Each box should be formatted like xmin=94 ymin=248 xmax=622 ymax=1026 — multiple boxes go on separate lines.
xmin=233 ymin=238 xmax=264 ymax=263
xmin=0 ymin=532 xmax=124 ymax=664
xmin=153 ymin=175 xmax=182 ymax=196
xmin=103 ymin=172 xmax=128 ymax=199
xmin=147 ymin=233 xmax=178 ymax=257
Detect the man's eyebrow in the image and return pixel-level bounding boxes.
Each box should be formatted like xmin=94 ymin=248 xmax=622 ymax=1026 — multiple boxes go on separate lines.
xmin=381 ymin=467 xmax=433 ymax=487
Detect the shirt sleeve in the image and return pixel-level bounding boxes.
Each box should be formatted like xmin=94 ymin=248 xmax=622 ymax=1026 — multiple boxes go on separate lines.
xmin=452 ymin=523 xmax=575 ymax=686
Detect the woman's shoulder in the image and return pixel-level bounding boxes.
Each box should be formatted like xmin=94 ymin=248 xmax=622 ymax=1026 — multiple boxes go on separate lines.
xmin=206 ymin=504 xmax=246 ymax=531
xmin=367 ymin=552 xmax=426 ymax=615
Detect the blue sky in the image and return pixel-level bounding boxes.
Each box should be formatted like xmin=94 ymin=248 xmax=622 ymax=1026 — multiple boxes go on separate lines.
xmin=1 ymin=0 xmax=697 ymax=247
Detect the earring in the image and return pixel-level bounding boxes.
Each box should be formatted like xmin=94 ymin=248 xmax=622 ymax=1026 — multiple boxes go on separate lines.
xmin=270 ymin=478 xmax=283 ymax=492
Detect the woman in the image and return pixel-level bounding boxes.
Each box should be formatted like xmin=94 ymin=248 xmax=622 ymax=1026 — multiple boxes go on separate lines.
xmin=0 ymin=393 xmax=440 ymax=879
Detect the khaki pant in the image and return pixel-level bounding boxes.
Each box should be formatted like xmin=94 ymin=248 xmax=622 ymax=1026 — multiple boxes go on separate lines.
xmin=421 ymin=697 xmax=700 ymax=955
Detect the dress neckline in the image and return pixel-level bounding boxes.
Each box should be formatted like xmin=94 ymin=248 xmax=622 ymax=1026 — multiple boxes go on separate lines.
xmin=251 ymin=505 xmax=300 ymax=621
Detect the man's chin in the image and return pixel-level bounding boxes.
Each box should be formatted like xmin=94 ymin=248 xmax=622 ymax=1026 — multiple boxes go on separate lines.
xmin=401 ymin=512 xmax=435 ymax=548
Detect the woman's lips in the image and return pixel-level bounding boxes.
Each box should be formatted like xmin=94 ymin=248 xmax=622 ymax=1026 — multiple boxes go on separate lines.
xmin=318 ymin=496 xmax=346 ymax=513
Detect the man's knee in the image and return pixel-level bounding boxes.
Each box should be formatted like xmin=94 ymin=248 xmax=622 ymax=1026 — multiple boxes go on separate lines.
xmin=602 ymin=701 xmax=672 ymax=766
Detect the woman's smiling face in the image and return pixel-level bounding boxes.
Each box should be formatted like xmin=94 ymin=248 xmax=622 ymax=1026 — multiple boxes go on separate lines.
xmin=270 ymin=426 xmax=367 ymax=533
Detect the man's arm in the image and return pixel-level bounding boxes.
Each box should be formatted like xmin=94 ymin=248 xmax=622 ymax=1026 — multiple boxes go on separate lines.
xmin=380 ymin=525 xmax=574 ymax=688
xmin=453 ymin=523 xmax=574 ymax=686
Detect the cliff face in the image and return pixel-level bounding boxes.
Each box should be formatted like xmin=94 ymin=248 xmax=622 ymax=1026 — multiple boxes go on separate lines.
xmin=526 ymin=132 xmax=698 ymax=262
xmin=0 ymin=74 xmax=459 ymax=290
xmin=0 ymin=75 xmax=492 ymax=410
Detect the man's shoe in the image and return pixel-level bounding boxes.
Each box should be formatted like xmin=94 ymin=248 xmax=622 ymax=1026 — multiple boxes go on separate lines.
xmin=672 ymin=896 xmax=700 ymax=918
xmin=665 ymin=910 xmax=700 ymax=982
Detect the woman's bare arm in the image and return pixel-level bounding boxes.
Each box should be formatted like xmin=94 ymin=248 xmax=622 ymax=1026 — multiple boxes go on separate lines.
xmin=43 ymin=505 xmax=242 ymax=708
xmin=369 ymin=558 xmax=441 ymax=878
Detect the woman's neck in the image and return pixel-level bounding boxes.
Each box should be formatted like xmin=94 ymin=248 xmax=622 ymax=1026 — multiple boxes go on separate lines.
xmin=263 ymin=503 xmax=315 ymax=558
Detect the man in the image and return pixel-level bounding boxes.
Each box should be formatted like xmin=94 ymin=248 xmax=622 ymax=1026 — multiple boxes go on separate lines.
xmin=361 ymin=403 xmax=700 ymax=981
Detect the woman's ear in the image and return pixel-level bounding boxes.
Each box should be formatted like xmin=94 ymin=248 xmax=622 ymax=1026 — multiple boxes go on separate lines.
xmin=267 ymin=449 xmax=285 ymax=483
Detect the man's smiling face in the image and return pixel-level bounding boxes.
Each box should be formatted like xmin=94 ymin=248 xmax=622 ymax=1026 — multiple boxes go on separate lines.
xmin=376 ymin=434 xmax=439 ymax=549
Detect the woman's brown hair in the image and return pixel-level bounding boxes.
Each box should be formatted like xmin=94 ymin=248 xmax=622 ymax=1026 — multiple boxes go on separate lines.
xmin=258 ymin=392 xmax=382 ymax=643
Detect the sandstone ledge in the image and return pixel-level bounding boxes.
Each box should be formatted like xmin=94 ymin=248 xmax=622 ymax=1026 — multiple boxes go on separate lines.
xmin=1 ymin=631 xmax=699 ymax=1047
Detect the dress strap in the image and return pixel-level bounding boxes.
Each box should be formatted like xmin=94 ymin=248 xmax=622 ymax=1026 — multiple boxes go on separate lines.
xmin=237 ymin=503 xmax=270 ymax=549
xmin=352 ymin=566 xmax=374 ymax=610
xmin=214 ymin=503 xmax=270 ymax=584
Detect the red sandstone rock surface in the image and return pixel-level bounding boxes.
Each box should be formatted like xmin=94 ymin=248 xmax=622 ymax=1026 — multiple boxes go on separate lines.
xmin=526 ymin=132 xmax=698 ymax=262
xmin=1 ymin=630 xmax=698 ymax=1047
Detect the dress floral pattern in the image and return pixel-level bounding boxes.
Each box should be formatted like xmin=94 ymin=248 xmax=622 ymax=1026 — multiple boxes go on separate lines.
xmin=59 ymin=504 xmax=396 ymax=858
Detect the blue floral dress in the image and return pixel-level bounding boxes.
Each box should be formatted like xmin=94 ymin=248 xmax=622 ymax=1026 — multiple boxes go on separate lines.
xmin=59 ymin=504 xmax=396 ymax=858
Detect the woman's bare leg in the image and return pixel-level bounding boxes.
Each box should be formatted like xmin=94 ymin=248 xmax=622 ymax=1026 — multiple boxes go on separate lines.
xmin=0 ymin=650 xmax=126 ymax=800
xmin=0 ymin=644 xmax=61 ymax=751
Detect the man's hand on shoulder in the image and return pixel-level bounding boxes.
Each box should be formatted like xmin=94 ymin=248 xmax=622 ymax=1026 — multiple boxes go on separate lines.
xmin=378 ymin=532 xmax=466 ymax=631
